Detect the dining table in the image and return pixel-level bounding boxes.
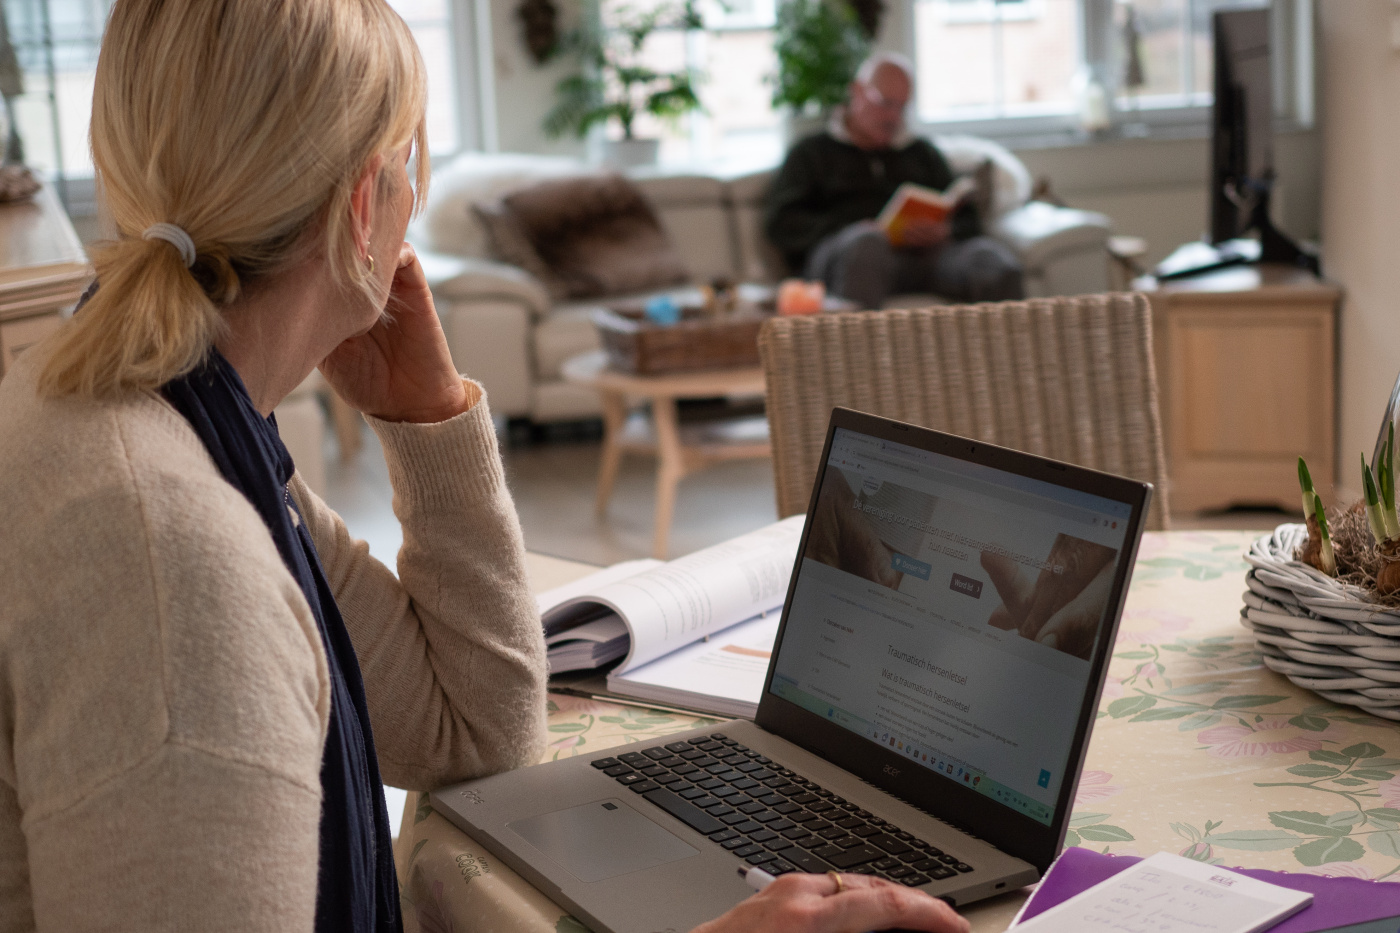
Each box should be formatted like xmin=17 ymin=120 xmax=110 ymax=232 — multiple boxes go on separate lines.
xmin=394 ymin=530 xmax=1400 ymax=933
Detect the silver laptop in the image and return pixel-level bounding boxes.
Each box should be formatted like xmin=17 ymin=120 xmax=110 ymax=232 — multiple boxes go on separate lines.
xmin=433 ymin=407 xmax=1151 ymax=933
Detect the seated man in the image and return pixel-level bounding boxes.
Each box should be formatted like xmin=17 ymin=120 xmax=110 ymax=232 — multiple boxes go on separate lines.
xmin=764 ymin=52 xmax=1024 ymax=309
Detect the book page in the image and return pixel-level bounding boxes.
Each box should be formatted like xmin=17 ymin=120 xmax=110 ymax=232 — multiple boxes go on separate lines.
xmin=1013 ymin=853 xmax=1312 ymax=933
xmin=537 ymin=559 xmax=661 ymax=635
xmin=543 ymin=516 xmax=806 ymax=674
xmin=607 ymin=613 xmax=781 ymax=716
xmin=876 ymin=177 xmax=978 ymax=246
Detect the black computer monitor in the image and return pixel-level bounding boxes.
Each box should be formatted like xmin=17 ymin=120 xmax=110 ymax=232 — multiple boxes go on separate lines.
xmin=1156 ymin=5 xmax=1316 ymax=280
xmin=1210 ymin=6 xmax=1273 ymax=245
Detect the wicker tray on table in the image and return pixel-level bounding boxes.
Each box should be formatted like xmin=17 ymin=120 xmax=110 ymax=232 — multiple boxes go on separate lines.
xmin=1243 ymin=523 xmax=1400 ymax=719
xmin=591 ymin=286 xmax=857 ymax=375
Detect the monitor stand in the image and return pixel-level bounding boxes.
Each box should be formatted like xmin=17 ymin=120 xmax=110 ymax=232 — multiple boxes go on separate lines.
xmin=1154 ymin=238 xmax=1259 ymax=281
xmin=1252 ymin=192 xmax=1321 ymax=276
xmin=1155 ymin=186 xmax=1320 ymax=281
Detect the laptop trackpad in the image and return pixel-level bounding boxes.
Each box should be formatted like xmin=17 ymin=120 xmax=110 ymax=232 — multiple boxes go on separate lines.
xmin=508 ymin=799 xmax=699 ymax=883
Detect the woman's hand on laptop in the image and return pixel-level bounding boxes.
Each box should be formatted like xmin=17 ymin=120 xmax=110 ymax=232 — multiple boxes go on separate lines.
xmin=690 ymin=872 xmax=969 ymax=933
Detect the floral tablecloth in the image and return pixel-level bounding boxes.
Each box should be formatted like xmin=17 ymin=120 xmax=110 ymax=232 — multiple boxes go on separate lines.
xmin=395 ymin=530 xmax=1400 ymax=933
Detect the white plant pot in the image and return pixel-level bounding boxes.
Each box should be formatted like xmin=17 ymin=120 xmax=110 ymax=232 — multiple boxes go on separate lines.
xmin=600 ymin=137 xmax=660 ymax=169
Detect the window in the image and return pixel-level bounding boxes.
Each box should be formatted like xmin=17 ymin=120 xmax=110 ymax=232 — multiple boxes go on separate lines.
xmin=0 ymin=0 xmax=459 ymax=214
xmin=688 ymin=0 xmax=784 ymax=166
xmin=909 ymin=0 xmax=1311 ymax=138
xmin=386 ymin=0 xmax=460 ymax=155
xmin=1112 ymin=0 xmax=1242 ymax=110
xmin=913 ymin=0 xmax=1079 ymax=122
xmin=595 ymin=0 xmax=782 ymax=167
xmin=582 ymin=0 xmax=1307 ymax=164
xmin=3 ymin=0 xmax=111 ymax=208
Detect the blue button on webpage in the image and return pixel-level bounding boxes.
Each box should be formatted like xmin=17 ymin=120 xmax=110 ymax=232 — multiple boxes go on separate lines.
xmin=1037 ymin=769 xmax=1051 ymax=788
xmin=890 ymin=553 xmax=931 ymax=580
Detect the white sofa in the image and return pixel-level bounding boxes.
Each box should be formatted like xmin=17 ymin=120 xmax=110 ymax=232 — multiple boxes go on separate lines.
xmin=408 ymin=140 xmax=1112 ymax=424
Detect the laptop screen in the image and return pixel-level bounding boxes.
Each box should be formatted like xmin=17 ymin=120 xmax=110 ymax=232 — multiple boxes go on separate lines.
xmin=767 ymin=425 xmax=1133 ymax=828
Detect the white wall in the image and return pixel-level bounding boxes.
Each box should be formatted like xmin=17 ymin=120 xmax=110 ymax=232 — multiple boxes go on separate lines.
xmin=1318 ymin=1 xmax=1400 ymax=503
xmin=488 ymin=0 xmax=587 ymax=157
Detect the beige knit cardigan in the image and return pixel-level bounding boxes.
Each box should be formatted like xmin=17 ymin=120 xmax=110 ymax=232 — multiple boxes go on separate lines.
xmin=0 ymin=346 xmax=548 ymax=931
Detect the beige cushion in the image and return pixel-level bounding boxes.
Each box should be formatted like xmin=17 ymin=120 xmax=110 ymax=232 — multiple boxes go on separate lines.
xmin=637 ymin=175 xmax=735 ymax=281
xmin=632 ymin=173 xmax=728 ymax=204
xmin=728 ymin=171 xmax=785 ymax=282
xmin=726 ymin=170 xmax=775 ymax=207
xmin=533 ymin=304 xmax=604 ymax=382
xmin=653 ymin=203 xmax=737 ymax=283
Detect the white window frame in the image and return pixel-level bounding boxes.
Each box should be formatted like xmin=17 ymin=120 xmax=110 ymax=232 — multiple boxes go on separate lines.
xmin=934 ymin=0 xmax=1038 ymax=26
xmin=900 ymin=0 xmax=1315 ymax=147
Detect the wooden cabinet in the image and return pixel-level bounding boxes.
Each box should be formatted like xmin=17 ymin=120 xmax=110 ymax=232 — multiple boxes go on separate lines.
xmin=0 ymin=183 xmax=90 ymax=379
xmin=1141 ymin=265 xmax=1340 ymax=514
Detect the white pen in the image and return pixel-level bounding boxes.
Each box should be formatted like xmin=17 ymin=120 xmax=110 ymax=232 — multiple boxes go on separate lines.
xmin=739 ymin=865 xmax=776 ymax=891
xmin=740 ymin=866 xmax=883 ymax=933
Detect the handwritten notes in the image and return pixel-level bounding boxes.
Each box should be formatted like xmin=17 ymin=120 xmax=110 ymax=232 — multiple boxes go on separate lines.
xmin=1013 ymin=852 xmax=1313 ymax=933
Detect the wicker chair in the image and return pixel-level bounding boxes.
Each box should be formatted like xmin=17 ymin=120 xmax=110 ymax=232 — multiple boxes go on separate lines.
xmin=758 ymin=293 xmax=1170 ymax=530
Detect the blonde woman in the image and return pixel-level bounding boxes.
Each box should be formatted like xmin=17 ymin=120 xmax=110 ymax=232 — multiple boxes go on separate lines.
xmin=0 ymin=2 xmax=967 ymax=932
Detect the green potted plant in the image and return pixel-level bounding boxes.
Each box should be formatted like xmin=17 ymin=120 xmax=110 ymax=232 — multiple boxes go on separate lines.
xmin=770 ymin=0 xmax=871 ymax=143
xmin=544 ymin=1 xmax=705 ymax=168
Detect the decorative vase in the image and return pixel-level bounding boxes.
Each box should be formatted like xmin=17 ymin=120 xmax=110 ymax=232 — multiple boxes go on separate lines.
xmin=599 ymin=137 xmax=660 ymax=170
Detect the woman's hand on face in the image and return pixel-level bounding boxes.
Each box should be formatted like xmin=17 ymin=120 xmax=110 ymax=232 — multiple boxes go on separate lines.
xmin=689 ymin=872 xmax=969 ymax=933
xmin=319 ymin=242 xmax=477 ymax=423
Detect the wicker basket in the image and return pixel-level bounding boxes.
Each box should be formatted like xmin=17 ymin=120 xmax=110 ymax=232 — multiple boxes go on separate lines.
xmin=1243 ymin=524 xmax=1400 ymax=720
xmin=593 ymin=288 xmax=859 ymax=375
xmin=592 ymin=304 xmax=770 ymax=374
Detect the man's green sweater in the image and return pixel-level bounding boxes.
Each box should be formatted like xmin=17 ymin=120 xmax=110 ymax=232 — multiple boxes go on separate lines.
xmin=763 ymin=131 xmax=977 ymax=273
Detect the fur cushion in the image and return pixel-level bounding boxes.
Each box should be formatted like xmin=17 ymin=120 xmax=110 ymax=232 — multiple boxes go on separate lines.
xmin=474 ymin=173 xmax=690 ymax=300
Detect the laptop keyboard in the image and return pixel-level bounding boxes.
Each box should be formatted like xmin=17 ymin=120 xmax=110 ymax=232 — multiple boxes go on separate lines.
xmin=588 ymin=732 xmax=974 ymax=885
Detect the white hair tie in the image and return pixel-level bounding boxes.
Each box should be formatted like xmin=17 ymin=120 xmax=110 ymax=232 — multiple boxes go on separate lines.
xmin=142 ymin=223 xmax=197 ymax=267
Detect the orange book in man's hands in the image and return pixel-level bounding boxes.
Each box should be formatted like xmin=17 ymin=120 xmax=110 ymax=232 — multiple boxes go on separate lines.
xmin=876 ymin=177 xmax=977 ymax=247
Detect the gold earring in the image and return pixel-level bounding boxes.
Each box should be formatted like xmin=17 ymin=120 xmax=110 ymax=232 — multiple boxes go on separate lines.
xmin=367 ymin=255 xmax=375 ymax=275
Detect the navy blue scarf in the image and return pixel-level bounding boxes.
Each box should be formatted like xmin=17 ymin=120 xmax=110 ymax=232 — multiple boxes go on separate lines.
xmin=162 ymin=350 xmax=402 ymax=933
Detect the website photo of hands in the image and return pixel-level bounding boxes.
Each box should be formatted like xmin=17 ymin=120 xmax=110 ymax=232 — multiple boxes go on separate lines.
xmin=804 ymin=464 xmax=1119 ymax=663
xmin=980 ymin=535 xmax=1118 ymax=661
xmin=805 ymin=469 xmax=940 ymax=591
xmin=805 ymin=468 xmax=897 ymax=587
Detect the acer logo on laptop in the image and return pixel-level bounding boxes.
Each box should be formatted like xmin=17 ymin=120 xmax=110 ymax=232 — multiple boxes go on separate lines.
xmin=458 ymin=789 xmax=484 ymax=805
xmin=883 ymin=764 xmax=902 ymax=777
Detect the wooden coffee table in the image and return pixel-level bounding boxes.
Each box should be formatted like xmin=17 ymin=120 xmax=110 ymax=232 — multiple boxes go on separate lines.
xmin=561 ymin=350 xmax=771 ymax=558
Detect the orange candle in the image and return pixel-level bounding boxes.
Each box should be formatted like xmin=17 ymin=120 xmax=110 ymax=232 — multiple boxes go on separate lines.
xmin=777 ymin=279 xmax=826 ymax=315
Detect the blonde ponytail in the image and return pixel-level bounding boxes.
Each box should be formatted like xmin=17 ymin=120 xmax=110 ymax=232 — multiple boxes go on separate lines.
xmin=40 ymin=236 xmax=227 ymax=396
xmin=39 ymin=0 xmax=429 ymax=398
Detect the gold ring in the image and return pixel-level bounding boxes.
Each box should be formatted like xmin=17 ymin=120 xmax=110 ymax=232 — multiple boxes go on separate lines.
xmin=827 ymin=870 xmax=845 ymax=895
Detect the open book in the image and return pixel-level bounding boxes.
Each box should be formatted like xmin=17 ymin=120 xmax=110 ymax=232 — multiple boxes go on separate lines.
xmin=538 ymin=516 xmax=805 ymax=718
xmin=876 ymin=176 xmax=977 ymax=247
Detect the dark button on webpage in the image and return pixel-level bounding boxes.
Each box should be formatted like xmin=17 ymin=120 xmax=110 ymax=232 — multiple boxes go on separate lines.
xmin=949 ymin=573 xmax=983 ymax=598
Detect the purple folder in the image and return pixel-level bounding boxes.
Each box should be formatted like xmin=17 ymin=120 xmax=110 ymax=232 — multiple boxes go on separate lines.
xmin=1017 ymin=848 xmax=1400 ymax=932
